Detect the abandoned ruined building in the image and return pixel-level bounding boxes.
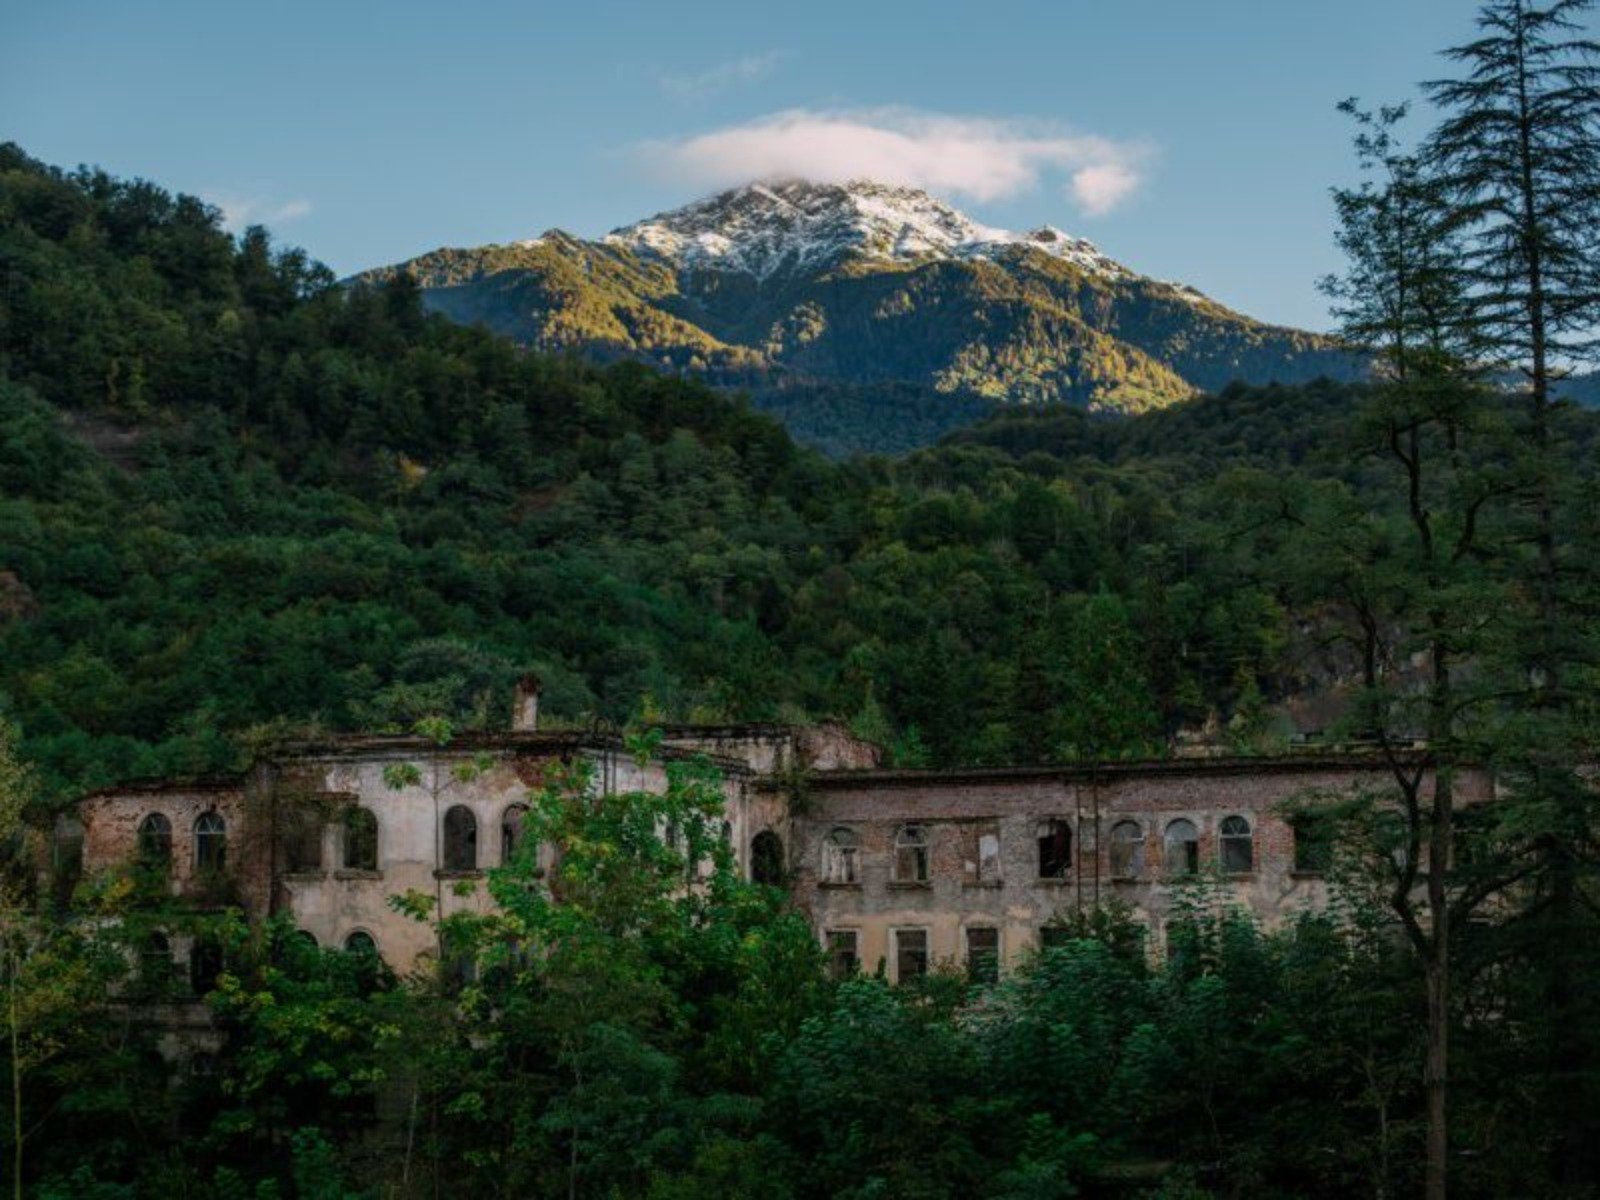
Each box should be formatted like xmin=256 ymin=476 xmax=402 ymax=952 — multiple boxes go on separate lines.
xmin=75 ymin=679 xmax=1483 ymax=988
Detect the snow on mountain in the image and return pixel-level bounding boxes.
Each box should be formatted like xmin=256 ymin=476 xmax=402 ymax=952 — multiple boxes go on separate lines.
xmin=603 ymin=179 xmax=1135 ymax=282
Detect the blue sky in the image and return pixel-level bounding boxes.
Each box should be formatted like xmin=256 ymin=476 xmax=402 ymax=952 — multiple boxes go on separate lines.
xmin=4 ymin=0 xmax=1500 ymax=330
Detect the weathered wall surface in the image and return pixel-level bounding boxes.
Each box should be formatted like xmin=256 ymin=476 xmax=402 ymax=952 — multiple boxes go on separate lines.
xmin=788 ymin=761 xmax=1493 ymax=978
xmin=80 ymin=782 xmax=269 ymax=915
xmin=77 ymin=734 xmax=1492 ymax=986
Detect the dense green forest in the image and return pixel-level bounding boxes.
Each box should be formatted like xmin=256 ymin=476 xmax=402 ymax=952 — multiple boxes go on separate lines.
xmin=4 ymin=1 xmax=1600 ymax=1195
xmin=0 ymin=140 xmax=1391 ymax=800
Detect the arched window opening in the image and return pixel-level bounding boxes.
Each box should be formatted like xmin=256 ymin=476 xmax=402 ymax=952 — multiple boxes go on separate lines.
xmin=137 ymin=813 xmax=172 ymax=871
xmin=501 ymin=804 xmax=528 ymax=865
xmin=344 ymin=930 xmax=378 ymax=957
xmin=1109 ymin=821 xmax=1145 ymax=879
xmin=1036 ymin=819 xmax=1072 ymax=879
xmin=343 ymin=807 xmax=379 ymax=871
xmin=193 ymin=812 xmax=226 ymax=873
xmin=894 ymin=825 xmax=929 ymax=883
xmin=823 ymin=827 xmax=859 ymax=884
xmin=443 ymin=806 xmax=477 ymax=872
xmin=189 ymin=937 xmax=224 ymax=995
xmin=750 ymin=830 xmax=784 ymax=885
xmin=1220 ymin=815 xmax=1254 ymax=873
xmin=1164 ymin=819 xmax=1200 ymax=876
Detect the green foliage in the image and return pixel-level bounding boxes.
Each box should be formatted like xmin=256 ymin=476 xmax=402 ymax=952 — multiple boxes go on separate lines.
xmin=0 ymin=142 xmax=1369 ymax=800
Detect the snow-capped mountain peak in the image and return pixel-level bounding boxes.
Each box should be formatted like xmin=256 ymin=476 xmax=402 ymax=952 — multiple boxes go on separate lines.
xmin=603 ymin=179 xmax=1134 ymax=281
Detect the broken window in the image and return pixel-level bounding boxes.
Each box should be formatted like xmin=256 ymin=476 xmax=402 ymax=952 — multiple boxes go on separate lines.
xmin=501 ymin=803 xmax=528 ymax=865
xmin=751 ymin=830 xmax=785 ymax=884
xmin=442 ymin=805 xmax=477 ymax=871
xmin=1036 ymin=819 xmax=1072 ymax=879
xmin=189 ymin=937 xmax=224 ymax=995
xmin=894 ymin=825 xmax=929 ymax=883
xmin=966 ymin=927 xmax=1000 ymax=985
xmin=1164 ymin=819 xmax=1200 ymax=876
xmin=1109 ymin=820 xmax=1145 ymax=879
xmin=1293 ymin=813 xmax=1335 ymax=873
xmin=966 ymin=824 xmax=1002 ymax=884
xmin=193 ymin=812 xmax=227 ymax=874
xmin=137 ymin=813 xmax=172 ymax=872
xmin=1219 ymin=815 xmax=1253 ymax=874
xmin=894 ymin=928 xmax=929 ymax=982
xmin=1040 ymin=924 xmax=1072 ymax=952
xmin=825 ymin=929 xmax=859 ymax=980
xmin=281 ymin=809 xmax=323 ymax=873
xmin=343 ymin=807 xmax=379 ymax=871
xmin=823 ymin=827 xmax=859 ymax=884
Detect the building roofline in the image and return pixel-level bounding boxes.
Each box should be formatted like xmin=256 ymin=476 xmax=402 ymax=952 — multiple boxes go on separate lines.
xmin=268 ymin=729 xmax=752 ymax=774
xmin=79 ymin=776 xmax=244 ymax=801
xmin=780 ymin=750 xmax=1431 ymax=790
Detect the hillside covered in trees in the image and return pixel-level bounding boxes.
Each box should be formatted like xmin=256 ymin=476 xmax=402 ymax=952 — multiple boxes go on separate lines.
xmin=0 ymin=141 xmax=1438 ymax=800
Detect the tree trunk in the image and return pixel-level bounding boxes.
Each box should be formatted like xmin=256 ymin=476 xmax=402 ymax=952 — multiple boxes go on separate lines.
xmin=9 ymin=941 xmax=21 ymax=1200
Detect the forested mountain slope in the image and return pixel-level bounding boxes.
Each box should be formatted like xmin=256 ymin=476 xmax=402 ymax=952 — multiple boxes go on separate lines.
xmin=2 ymin=145 xmax=1593 ymax=798
xmin=356 ymin=180 xmax=1364 ymax=453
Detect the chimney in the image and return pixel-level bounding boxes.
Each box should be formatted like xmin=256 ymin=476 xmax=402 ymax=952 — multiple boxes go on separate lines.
xmin=512 ymin=674 xmax=542 ymax=732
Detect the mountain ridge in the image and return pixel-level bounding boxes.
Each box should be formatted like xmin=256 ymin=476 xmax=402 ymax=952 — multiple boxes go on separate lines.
xmin=355 ymin=180 xmax=1364 ymax=451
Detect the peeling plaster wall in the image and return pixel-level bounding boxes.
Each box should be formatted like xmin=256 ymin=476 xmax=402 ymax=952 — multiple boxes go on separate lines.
xmin=80 ymin=784 xmax=268 ymax=915
xmin=791 ymin=763 xmax=1494 ymax=979
xmin=78 ymin=736 xmax=1491 ymax=987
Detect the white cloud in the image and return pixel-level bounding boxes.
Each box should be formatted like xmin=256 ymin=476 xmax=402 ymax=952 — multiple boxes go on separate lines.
xmin=636 ymin=107 xmax=1151 ymax=214
xmin=203 ymin=193 xmax=313 ymax=233
xmin=658 ymin=51 xmax=785 ymax=100
xmin=1070 ymin=163 xmax=1140 ymax=216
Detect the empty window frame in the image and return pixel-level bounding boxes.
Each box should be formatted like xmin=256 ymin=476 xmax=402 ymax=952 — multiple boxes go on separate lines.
xmin=501 ymin=803 xmax=529 ymax=865
xmin=823 ymin=827 xmax=860 ymax=884
xmin=970 ymin=825 xmax=1002 ymax=884
xmin=1163 ymin=819 xmax=1200 ymax=876
xmin=190 ymin=937 xmax=224 ymax=995
xmin=1292 ymin=813 xmax=1335 ymax=873
xmin=966 ymin=926 xmax=1000 ymax=985
xmin=281 ymin=810 xmax=323 ymax=873
xmin=1040 ymin=924 xmax=1072 ymax=952
xmin=825 ymin=929 xmax=859 ymax=980
xmin=1109 ymin=820 xmax=1145 ymax=879
xmin=442 ymin=806 xmax=478 ymax=872
xmin=139 ymin=931 xmax=172 ymax=996
xmin=1036 ymin=819 xmax=1072 ymax=879
xmin=344 ymin=930 xmax=378 ymax=957
xmin=137 ymin=813 xmax=172 ymax=871
xmin=343 ymin=807 xmax=379 ymax=871
xmin=193 ymin=812 xmax=227 ymax=873
xmin=1219 ymin=815 xmax=1254 ymax=874
xmin=751 ymin=830 xmax=785 ymax=885
xmin=894 ymin=825 xmax=929 ymax=883
xmin=894 ymin=928 xmax=929 ymax=982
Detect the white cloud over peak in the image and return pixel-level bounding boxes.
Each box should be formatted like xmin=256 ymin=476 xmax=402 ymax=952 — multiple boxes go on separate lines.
xmin=658 ymin=51 xmax=785 ymax=100
xmin=636 ymin=108 xmax=1151 ymax=214
xmin=204 ymin=193 xmax=312 ymax=233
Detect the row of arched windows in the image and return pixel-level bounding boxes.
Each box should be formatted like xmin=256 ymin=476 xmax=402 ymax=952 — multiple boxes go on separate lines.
xmin=136 ymin=803 xmax=542 ymax=876
xmin=139 ymin=928 xmax=382 ymax=997
xmin=442 ymin=803 xmax=530 ymax=871
xmin=137 ymin=811 xmax=226 ymax=873
xmin=820 ymin=816 xmax=1258 ymax=884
